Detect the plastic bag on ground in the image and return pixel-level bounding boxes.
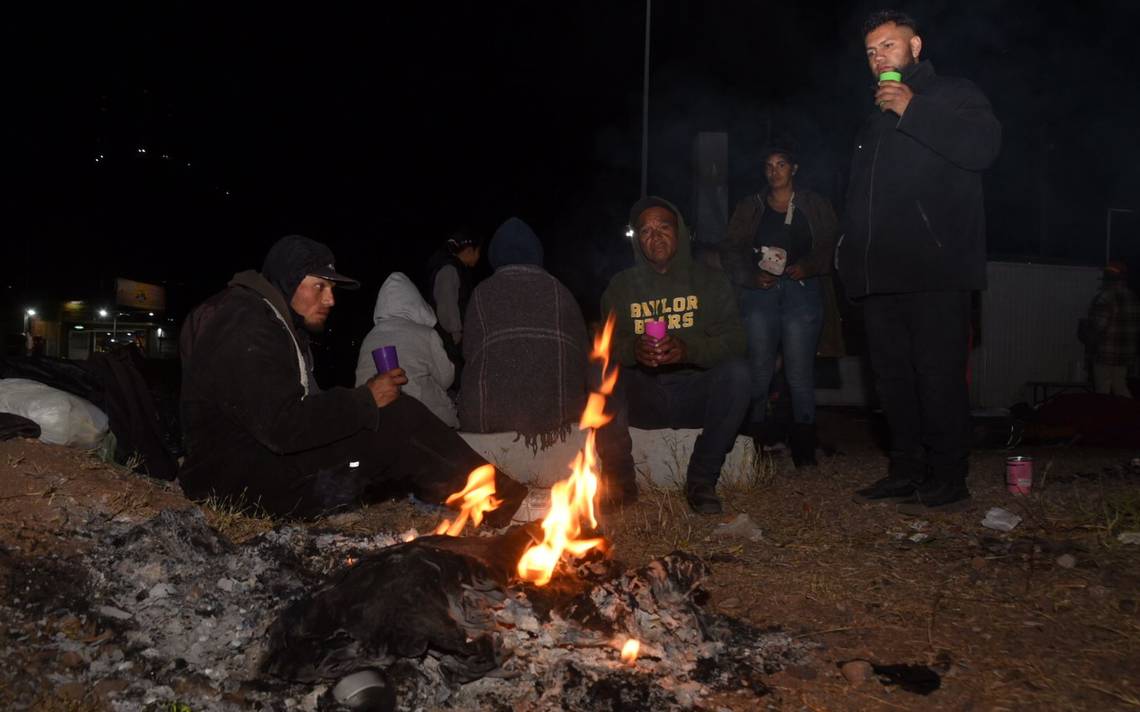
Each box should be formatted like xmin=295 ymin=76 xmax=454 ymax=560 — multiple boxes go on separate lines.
xmin=0 ymin=378 xmax=109 ymax=448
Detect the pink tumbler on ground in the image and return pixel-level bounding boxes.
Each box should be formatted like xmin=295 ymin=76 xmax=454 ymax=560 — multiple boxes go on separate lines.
xmin=644 ymin=320 xmax=667 ymax=341
xmin=371 ymin=345 xmax=399 ymax=373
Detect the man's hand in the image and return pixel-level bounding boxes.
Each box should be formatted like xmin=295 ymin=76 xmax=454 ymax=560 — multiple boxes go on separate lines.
xmin=754 ymin=271 xmax=779 ymax=289
xmin=366 ymin=368 xmax=408 ymax=408
xmin=874 ymin=79 xmax=913 ymax=116
xmin=786 ymin=263 xmax=808 ymax=281
xmin=634 ymin=333 xmax=688 ymax=368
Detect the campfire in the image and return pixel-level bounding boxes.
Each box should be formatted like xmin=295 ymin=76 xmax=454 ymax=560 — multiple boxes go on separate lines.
xmin=0 ymin=316 xmax=811 ymax=711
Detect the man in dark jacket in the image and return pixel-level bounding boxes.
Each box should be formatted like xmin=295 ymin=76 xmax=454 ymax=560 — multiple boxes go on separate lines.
xmin=178 ymin=234 xmax=526 ymax=520
xmin=838 ymin=10 xmax=1001 ymax=513
xmin=597 ymin=197 xmax=750 ymax=514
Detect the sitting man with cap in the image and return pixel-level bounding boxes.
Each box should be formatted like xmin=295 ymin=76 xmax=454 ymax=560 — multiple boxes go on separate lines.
xmin=597 ymin=197 xmax=751 ymax=514
xmin=178 ymin=234 xmax=527 ymax=521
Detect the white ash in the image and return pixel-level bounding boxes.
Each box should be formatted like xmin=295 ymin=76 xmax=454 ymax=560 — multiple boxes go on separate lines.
xmin=3 ymin=509 xmax=811 ymax=711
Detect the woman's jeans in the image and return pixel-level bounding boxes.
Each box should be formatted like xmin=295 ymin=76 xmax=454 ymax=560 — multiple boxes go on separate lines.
xmin=739 ymin=276 xmax=823 ymax=424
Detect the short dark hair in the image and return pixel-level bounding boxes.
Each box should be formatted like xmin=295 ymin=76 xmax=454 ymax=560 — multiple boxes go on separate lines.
xmin=862 ymin=9 xmax=920 ymax=38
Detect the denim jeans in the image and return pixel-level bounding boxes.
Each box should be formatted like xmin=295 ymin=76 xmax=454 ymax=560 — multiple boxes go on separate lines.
xmin=862 ymin=290 xmax=971 ymax=485
xmin=596 ymin=357 xmax=751 ymax=487
xmin=739 ymin=276 xmax=823 ymax=424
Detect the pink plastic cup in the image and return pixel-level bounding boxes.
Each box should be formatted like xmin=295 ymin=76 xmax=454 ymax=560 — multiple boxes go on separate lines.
xmin=372 ymin=345 xmax=399 ymax=373
xmin=644 ymin=320 xmax=667 ymax=341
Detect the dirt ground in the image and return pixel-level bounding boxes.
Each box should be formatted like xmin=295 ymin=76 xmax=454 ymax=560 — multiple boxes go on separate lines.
xmin=1 ymin=408 xmax=1138 ymax=711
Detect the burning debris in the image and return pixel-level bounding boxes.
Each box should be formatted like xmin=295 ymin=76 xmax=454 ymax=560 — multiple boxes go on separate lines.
xmin=2 ymin=507 xmax=810 ymax=711
xmin=0 ymin=315 xmax=811 ymax=710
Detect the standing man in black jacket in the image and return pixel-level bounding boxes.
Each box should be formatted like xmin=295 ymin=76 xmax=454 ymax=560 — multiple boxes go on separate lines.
xmin=838 ymin=10 xmax=1001 ymax=512
xmin=178 ymin=234 xmax=526 ymax=521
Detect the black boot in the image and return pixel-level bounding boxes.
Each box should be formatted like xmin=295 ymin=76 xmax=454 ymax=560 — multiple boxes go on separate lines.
xmin=789 ymin=422 xmax=818 ymax=468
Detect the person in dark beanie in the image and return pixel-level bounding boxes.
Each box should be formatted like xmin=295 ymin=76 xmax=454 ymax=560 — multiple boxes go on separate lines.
xmin=458 ymin=217 xmax=590 ymax=448
xmin=597 ymin=197 xmax=750 ymax=514
xmin=840 ymin=10 xmax=1001 ymax=514
xmin=178 ymin=234 xmax=526 ymax=521
xmin=426 ymin=230 xmax=481 ymax=369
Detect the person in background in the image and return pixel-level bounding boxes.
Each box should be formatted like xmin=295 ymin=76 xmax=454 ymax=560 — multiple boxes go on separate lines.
xmin=355 ymin=271 xmax=458 ymax=427
xmin=839 ymin=10 xmax=1001 ymax=513
xmin=721 ymin=145 xmax=842 ymax=467
xmin=178 ymin=234 xmax=525 ymax=520
xmin=426 ymin=231 xmax=481 ymax=371
xmin=459 ymin=217 xmax=589 ymax=448
xmin=1087 ymin=261 xmax=1140 ymax=397
xmin=597 ymin=196 xmax=750 ymax=514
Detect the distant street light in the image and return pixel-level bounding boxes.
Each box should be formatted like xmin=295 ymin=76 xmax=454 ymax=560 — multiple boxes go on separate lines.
xmin=23 ymin=308 xmax=37 ymax=355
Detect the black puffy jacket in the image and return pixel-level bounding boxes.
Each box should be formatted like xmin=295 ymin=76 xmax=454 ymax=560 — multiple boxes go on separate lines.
xmin=838 ymin=60 xmax=1001 ymax=299
xmin=178 ymin=270 xmax=378 ymax=502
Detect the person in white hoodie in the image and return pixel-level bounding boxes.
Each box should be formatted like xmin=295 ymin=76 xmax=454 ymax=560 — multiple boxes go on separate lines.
xmin=355 ymin=272 xmax=459 ymax=428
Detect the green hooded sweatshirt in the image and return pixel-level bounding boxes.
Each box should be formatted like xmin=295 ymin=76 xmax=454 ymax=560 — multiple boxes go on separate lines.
xmin=600 ymin=197 xmax=745 ymax=371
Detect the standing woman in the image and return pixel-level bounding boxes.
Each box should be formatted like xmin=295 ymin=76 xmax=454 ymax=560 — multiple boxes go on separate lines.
xmin=721 ymin=146 xmax=842 ymax=467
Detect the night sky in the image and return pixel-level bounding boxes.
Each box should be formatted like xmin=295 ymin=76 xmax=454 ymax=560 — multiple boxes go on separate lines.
xmin=10 ymin=1 xmax=1140 ymax=377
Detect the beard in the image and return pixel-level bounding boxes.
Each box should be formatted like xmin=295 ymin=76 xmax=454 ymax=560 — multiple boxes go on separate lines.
xmin=301 ymin=314 xmax=328 ymax=334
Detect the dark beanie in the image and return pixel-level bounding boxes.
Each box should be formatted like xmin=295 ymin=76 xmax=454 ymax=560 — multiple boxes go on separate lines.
xmin=261 ymin=234 xmax=360 ymax=300
xmin=488 ymin=217 xmax=544 ymax=269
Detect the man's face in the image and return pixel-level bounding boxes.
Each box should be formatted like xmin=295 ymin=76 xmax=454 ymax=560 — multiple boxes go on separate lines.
xmin=457 ymin=245 xmax=481 ymax=268
xmin=290 ymin=275 xmax=337 ymax=332
xmin=764 ymin=153 xmax=797 ymax=190
xmin=864 ymin=22 xmax=922 ymax=78
xmin=636 ymin=206 xmax=679 ymax=273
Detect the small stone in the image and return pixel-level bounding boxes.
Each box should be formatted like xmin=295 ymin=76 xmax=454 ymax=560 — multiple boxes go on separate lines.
xmin=60 ymin=650 xmax=86 ymax=669
xmin=1056 ymin=554 xmax=1077 ymax=569
xmin=217 ymin=578 xmax=236 ymax=593
xmin=841 ymin=660 xmax=874 ymax=684
xmin=99 ymin=646 xmax=124 ymax=662
xmin=719 ymin=597 xmax=741 ymax=611
xmin=97 ymin=605 xmax=132 ymax=621
xmin=1119 ymin=599 xmax=1137 ymax=614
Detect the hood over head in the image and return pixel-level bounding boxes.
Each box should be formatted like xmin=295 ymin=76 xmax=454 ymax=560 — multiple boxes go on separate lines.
xmin=488 ymin=217 xmax=544 ymax=269
xmin=261 ymin=234 xmax=361 ymax=303
xmin=373 ymin=272 xmax=437 ymax=327
xmin=627 ymin=195 xmax=693 ymax=271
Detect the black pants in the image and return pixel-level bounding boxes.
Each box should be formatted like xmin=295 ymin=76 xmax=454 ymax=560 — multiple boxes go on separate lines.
xmin=596 ymin=358 xmax=751 ymax=487
xmin=862 ymin=291 xmax=971 ymax=486
xmin=248 ymin=396 xmax=486 ymax=518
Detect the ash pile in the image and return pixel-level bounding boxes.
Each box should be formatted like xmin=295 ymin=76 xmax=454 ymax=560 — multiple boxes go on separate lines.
xmin=3 ymin=509 xmax=811 ymax=711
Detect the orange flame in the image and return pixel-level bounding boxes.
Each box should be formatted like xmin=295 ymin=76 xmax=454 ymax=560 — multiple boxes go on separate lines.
xmin=517 ymin=314 xmax=617 ymax=586
xmin=621 ymin=638 xmax=640 ymax=664
xmin=433 ymin=465 xmax=501 ymax=536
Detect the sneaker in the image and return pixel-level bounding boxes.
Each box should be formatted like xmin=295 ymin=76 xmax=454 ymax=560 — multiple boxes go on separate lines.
xmin=852 ymin=476 xmax=919 ymax=504
xmin=685 ymin=481 xmax=723 ymax=515
xmin=895 ymin=481 xmax=971 ymax=515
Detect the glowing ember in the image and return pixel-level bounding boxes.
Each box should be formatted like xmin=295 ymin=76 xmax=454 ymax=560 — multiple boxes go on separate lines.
xmin=516 ymin=315 xmax=617 ymax=586
xmin=433 ymin=465 xmax=502 ymax=536
xmin=621 ymin=638 xmax=640 ymax=665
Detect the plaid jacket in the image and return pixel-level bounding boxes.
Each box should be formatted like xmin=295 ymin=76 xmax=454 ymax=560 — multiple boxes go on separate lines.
xmin=1089 ymin=281 xmax=1140 ymax=366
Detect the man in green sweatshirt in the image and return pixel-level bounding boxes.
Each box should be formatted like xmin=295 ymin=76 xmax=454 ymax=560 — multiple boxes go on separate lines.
xmin=598 ymin=196 xmax=750 ymax=514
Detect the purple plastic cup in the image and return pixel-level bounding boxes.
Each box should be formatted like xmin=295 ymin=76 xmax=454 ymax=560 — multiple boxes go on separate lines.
xmin=372 ymin=345 xmax=399 ymax=373
xmin=644 ymin=320 xmax=667 ymax=341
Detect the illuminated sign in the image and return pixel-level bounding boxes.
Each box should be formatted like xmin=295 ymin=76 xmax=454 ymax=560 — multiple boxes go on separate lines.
xmin=115 ymin=278 xmax=166 ymax=310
